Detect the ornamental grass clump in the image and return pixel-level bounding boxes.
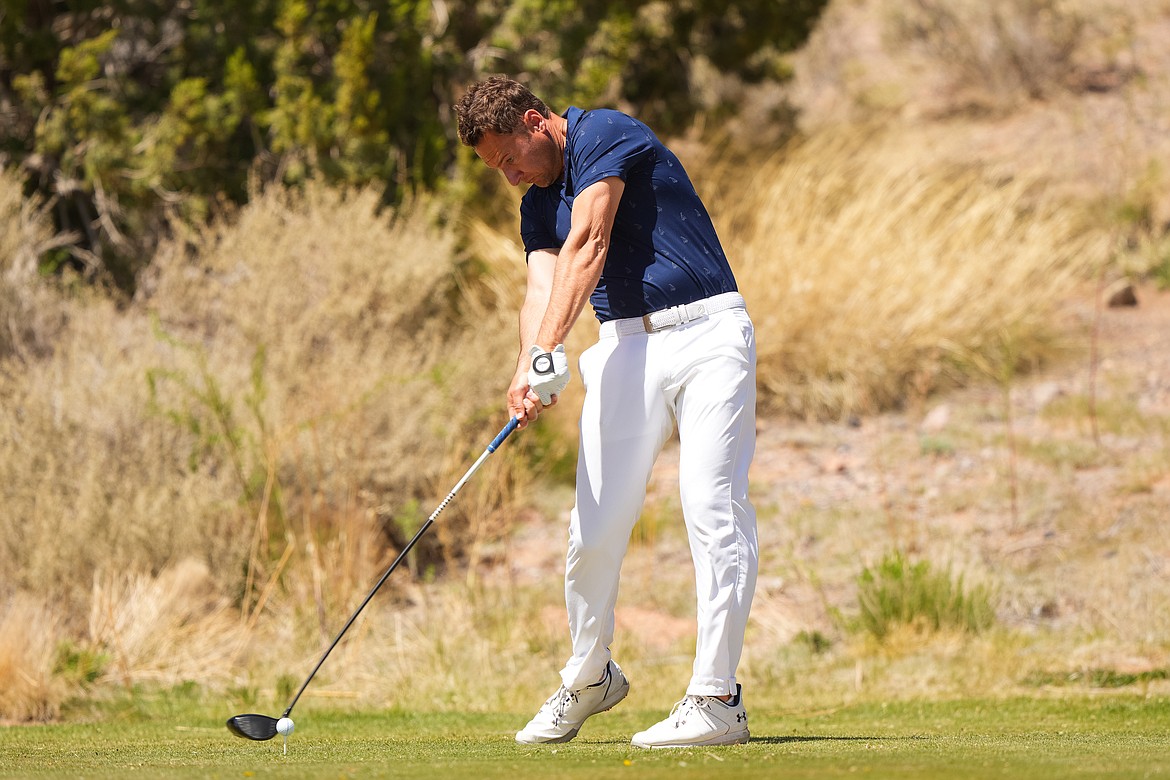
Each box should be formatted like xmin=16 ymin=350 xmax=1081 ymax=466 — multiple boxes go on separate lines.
xmin=856 ymin=551 xmax=996 ymax=640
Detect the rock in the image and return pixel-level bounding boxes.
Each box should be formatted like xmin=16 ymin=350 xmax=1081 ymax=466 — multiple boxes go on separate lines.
xmin=1107 ymin=281 xmax=1139 ymax=308
xmin=921 ymin=404 xmax=951 ymax=433
xmin=1032 ymin=381 xmax=1065 ymax=408
xmin=822 ymin=456 xmax=848 ymax=474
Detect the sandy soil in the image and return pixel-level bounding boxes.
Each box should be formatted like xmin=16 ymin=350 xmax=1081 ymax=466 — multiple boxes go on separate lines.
xmin=503 ymin=283 xmax=1170 ymax=675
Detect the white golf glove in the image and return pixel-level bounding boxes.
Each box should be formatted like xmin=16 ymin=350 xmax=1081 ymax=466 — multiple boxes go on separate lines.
xmin=528 ymin=344 xmax=571 ymax=404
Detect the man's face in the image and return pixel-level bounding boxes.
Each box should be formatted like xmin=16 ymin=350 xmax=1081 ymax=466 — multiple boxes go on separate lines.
xmin=475 ymin=111 xmax=562 ymax=188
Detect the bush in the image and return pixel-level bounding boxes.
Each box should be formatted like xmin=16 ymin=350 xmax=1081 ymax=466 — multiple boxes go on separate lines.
xmin=855 ymin=551 xmax=996 ymax=639
xmin=0 ymin=183 xmax=523 ymax=631
xmin=723 ymin=125 xmax=1104 ymax=418
xmin=2 ymin=1 xmax=828 ymax=290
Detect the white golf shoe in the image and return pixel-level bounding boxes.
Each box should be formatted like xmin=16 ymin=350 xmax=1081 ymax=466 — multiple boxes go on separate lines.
xmin=515 ymin=660 xmax=630 ymax=744
xmin=631 ymin=685 xmax=749 ymax=748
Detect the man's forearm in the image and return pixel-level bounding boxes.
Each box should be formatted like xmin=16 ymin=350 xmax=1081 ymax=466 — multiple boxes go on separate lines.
xmin=535 ymin=238 xmax=606 ymax=349
xmin=518 ymin=249 xmax=558 ymax=371
xmin=534 ymin=177 xmax=623 ymax=349
xmin=518 ymin=295 xmax=547 ymax=370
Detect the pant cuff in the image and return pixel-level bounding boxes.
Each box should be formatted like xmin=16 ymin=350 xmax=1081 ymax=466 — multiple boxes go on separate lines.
xmin=687 ymin=677 xmax=736 ymax=697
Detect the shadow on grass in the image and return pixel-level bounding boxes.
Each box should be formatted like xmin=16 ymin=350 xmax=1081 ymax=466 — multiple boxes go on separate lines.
xmin=575 ymin=735 xmax=929 ymax=746
xmin=750 ymin=735 xmax=930 ymax=745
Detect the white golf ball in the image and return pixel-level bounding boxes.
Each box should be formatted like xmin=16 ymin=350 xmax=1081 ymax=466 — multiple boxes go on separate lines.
xmin=276 ymin=717 xmax=295 ymax=736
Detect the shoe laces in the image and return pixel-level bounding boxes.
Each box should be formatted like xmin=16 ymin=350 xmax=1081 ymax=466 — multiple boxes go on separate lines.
xmin=545 ymin=686 xmax=579 ymax=726
xmin=669 ymin=694 xmax=710 ymax=727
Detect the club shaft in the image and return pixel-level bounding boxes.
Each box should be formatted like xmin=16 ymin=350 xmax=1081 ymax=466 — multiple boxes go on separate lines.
xmin=281 ymin=416 xmax=520 ymax=717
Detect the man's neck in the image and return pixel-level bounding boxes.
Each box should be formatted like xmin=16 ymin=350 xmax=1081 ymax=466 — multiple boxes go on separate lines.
xmin=545 ymin=112 xmax=568 ymax=154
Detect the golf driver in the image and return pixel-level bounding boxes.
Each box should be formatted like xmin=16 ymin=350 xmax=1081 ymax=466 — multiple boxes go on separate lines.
xmin=227 ymin=416 xmax=521 ymax=741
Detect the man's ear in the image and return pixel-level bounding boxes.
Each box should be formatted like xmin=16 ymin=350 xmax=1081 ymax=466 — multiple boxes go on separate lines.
xmin=522 ymin=109 xmax=545 ymax=132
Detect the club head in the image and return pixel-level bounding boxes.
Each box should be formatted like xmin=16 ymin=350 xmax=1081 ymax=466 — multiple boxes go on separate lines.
xmin=226 ymin=713 xmax=279 ymax=741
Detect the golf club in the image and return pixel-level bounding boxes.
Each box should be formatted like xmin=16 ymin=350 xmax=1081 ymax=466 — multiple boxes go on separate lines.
xmin=227 ymin=415 xmax=521 ymax=741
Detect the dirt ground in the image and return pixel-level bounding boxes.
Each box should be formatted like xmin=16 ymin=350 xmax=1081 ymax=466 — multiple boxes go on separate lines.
xmin=741 ymin=282 xmax=1170 ymax=646
xmin=503 ymin=282 xmax=1170 ymax=674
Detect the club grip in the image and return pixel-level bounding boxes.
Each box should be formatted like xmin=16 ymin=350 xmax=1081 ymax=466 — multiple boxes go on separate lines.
xmin=487 ymin=416 xmax=521 ymax=453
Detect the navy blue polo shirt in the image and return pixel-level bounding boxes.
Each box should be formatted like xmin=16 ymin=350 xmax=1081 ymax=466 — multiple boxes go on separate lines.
xmin=519 ymin=107 xmax=737 ymax=322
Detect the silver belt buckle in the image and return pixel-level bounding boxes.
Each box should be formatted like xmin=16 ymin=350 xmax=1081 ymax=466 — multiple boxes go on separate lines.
xmin=642 ymin=302 xmax=700 ymax=333
xmin=645 ymin=308 xmax=673 ymax=332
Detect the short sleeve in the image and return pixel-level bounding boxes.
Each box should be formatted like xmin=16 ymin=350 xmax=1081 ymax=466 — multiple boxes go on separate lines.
xmin=520 ymin=189 xmax=560 ymax=256
xmin=571 ymin=111 xmax=655 ymax=195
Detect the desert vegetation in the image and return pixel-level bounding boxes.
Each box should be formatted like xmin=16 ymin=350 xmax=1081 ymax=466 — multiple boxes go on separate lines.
xmin=2 ymin=0 xmax=1170 ymax=726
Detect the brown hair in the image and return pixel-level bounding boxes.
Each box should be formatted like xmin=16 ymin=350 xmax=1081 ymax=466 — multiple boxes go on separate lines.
xmin=454 ymin=76 xmax=550 ymax=147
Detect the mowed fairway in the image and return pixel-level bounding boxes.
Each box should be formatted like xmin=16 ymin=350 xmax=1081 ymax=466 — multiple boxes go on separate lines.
xmin=3 ymin=696 xmax=1168 ymax=779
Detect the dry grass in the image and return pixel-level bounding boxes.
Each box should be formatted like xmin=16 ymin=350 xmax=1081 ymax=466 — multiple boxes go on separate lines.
xmin=0 ymin=595 xmax=65 ymax=722
xmin=0 ymin=167 xmax=73 ymax=362
xmin=88 ymin=559 xmax=246 ymax=688
xmin=788 ymin=0 xmax=1170 ymax=236
xmin=721 ymin=125 xmax=1105 ymax=418
xmin=0 ymin=149 xmax=1136 ymax=724
xmin=0 ymin=180 xmax=526 ymax=720
xmin=885 ymin=0 xmax=1137 ymax=112
xmin=791 ymin=0 xmax=1142 ymax=123
xmin=229 ymin=580 xmax=570 ymax=714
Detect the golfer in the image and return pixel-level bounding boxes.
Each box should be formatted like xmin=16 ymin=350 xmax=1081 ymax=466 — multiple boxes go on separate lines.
xmin=455 ymin=76 xmax=758 ymax=748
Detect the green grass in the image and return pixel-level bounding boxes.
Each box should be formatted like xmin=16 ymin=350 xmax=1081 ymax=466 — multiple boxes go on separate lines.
xmin=3 ymin=694 xmax=1169 ymax=779
xmin=855 ymin=551 xmax=995 ymax=640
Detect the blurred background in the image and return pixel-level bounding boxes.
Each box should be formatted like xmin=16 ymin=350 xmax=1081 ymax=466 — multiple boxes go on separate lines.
xmin=2 ymin=0 xmax=1169 ymax=722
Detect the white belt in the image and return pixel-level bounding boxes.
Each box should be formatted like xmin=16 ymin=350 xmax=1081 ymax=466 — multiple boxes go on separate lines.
xmin=600 ymin=292 xmax=745 ymax=338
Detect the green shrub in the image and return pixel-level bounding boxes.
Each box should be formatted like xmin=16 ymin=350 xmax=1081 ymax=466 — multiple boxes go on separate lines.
xmin=3 ymin=1 xmax=828 ymax=290
xmin=1152 ymin=252 xmax=1170 ymax=291
xmin=855 ymin=551 xmax=995 ymax=640
xmin=53 ymin=641 xmax=108 ymax=688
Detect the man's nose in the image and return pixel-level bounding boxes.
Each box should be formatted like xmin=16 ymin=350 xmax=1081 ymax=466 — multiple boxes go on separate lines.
xmin=503 ymin=166 xmax=522 ymax=186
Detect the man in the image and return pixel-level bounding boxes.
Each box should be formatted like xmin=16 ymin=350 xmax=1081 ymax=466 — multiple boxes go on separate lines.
xmin=454 ymin=76 xmax=757 ymax=749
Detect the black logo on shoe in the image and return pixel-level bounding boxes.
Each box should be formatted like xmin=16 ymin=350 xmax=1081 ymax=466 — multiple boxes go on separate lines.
xmin=736 ymin=713 xmax=747 ymax=723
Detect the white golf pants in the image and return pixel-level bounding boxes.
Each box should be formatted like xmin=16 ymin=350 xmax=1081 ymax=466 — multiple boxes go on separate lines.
xmin=558 ymin=297 xmax=758 ymax=697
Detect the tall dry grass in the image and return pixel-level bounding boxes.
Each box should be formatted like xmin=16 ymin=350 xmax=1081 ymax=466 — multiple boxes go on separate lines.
xmin=719 ymin=125 xmax=1106 ymax=418
xmin=0 ymin=167 xmax=73 ymax=362
xmin=0 ymin=595 xmax=65 ymax=722
xmin=88 ymin=559 xmax=247 ymax=688
xmin=0 ymin=179 xmax=524 ymax=720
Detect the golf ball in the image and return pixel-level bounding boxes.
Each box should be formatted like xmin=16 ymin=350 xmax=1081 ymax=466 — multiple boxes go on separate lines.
xmin=276 ymin=717 xmax=295 ymax=736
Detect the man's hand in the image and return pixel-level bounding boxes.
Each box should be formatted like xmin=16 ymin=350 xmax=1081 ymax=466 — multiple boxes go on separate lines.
xmin=507 ymin=365 xmax=546 ymax=428
xmin=528 ymin=344 xmax=570 ymax=404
